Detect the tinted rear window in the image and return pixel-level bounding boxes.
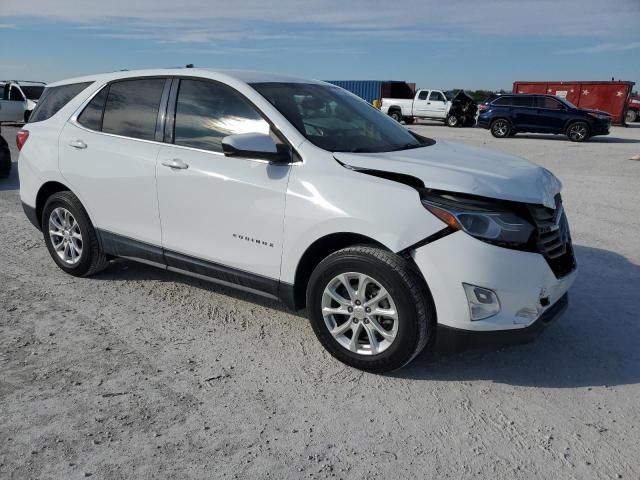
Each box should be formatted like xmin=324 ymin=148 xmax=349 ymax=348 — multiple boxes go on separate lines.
xmin=77 ymin=86 xmax=109 ymax=131
xmin=102 ymin=79 xmax=166 ymax=141
xmin=29 ymin=82 xmax=93 ymax=123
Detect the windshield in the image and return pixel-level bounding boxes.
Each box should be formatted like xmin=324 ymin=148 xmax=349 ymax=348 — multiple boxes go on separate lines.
xmin=251 ymin=82 xmax=429 ymax=153
xmin=20 ymin=85 xmax=46 ymax=101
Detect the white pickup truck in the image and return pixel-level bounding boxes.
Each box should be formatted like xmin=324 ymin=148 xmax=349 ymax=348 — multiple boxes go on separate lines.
xmin=0 ymin=81 xmax=46 ymax=123
xmin=380 ymin=89 xmax=451 ymax=124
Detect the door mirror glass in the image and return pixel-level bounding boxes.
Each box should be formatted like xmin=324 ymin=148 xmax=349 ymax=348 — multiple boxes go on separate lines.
xmin=222 ymin=133 xmax=292 ymax=163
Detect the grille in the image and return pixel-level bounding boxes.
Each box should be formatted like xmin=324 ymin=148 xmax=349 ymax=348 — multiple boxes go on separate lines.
xmin=529 ymin=195 xmax=576 ymax=278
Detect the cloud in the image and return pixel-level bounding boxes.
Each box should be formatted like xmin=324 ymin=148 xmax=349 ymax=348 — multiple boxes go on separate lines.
xmin=558 ymin=42 xmax=640 ymax=54
xmin=0 ymin=23 xmax=16 ymax=29
xmin=1 ymin=0 xmax=638 ymax=48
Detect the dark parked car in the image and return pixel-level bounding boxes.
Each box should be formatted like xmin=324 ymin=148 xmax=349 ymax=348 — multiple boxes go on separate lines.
xmin=477 ymin=94 xmax=611 ymax=142
xmin=0 ymin=127 xmax=11 ymax=178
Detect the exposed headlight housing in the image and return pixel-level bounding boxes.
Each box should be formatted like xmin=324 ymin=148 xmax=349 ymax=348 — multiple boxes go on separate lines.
xmin=463 ymin=283 xmax=501 ymax=320
xmin=421 ymin=191 xmax=535 ymax=247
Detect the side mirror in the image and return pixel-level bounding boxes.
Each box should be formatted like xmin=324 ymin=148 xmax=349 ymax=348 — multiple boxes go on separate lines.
xmin=221 ymin=133 xmax=292 ymax=163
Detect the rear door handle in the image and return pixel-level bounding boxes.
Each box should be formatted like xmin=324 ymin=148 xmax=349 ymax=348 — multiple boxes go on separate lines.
xmin=69 ymin=139 xmax=87 ymax=149
xmin=161 ymin=158 xmax=189 ymax=170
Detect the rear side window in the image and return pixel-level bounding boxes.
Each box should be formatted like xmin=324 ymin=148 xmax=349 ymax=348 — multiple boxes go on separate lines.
xmin=102 ymin=78 xmax=166 ymax=141
xmin=492 ymin=96 xmax=513 ymax=106
xmin=77 ymin=86 xmax=109 ymax=131
xmin=512 ymin=96 xmax=535 ymax=107
xmin=173 ymin=79 xmax=269 ymax=153
xmin=29 ymin=82 xmax=93 ymax=123
xmin=417 ymin=91 xmax=428 ymax=100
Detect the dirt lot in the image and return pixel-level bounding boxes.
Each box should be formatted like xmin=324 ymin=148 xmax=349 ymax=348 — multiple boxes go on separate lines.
xmin=1 ymin=122 xmax=639 ymax=479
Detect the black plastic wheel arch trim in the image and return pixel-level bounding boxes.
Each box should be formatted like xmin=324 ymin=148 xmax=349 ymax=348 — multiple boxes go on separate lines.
xmin=397 ymin=226 xmax=456 ymax=255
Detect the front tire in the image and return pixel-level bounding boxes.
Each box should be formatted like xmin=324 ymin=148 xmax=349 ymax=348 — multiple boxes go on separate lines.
xmin=306 ymin=246 xmax=435 ymax=373
xmin=626 ymin=109 xmax=637 ymax=123
xmin=490 ymin=119 xmax=511 ymax=138
xmin=566 ymin=121 xmax=590 ymax=142
xmin=446 ymin=114 xmax=459 ymax=127
xmin=42 ymin=191 xmax=109 ymax=277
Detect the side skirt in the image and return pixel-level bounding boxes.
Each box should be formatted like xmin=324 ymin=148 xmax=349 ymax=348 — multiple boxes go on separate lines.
xmin=97 ymin=229 xmax=295 ymax=307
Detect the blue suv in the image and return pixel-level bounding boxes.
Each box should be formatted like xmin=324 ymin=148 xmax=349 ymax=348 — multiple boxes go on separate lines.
xmin=477 ymin=94 xmax=611 ymax=142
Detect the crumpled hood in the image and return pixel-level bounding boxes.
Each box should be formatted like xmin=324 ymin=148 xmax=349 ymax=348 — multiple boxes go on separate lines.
xmin=334 ymin=139 xmax=562 ymax=208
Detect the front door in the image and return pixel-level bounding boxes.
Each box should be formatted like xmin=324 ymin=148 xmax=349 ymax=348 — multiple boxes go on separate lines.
xmin=156 ymin=78 xmax=291 ymax=287
xmin=425 ymin=91 xmax=448 ymax=118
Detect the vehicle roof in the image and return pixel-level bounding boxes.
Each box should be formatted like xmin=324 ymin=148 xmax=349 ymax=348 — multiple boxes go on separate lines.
xmin=46 ymin=68 xmax=325 ymax=88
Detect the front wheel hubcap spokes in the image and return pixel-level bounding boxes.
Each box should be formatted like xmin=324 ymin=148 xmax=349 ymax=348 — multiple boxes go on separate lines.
xmin=49 ymin=207 xmax=83 ymax=265
xmin=321 ymin=272 xmax=398 ymax=355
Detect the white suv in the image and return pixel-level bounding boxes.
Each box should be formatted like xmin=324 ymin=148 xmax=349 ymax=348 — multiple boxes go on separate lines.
xmin=18 ymin=69 xmax=577 ymax=372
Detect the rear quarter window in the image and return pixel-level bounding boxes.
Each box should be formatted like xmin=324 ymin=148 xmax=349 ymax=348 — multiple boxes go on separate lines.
xmin=29 ymin=82 xmax=93 ymax=123
xmin=491 ymin=96 xmax=513 ymax=106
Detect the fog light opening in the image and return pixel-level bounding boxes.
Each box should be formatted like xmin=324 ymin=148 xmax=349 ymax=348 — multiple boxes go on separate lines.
xmin=463 ymin=283 xmax=501 ymax=321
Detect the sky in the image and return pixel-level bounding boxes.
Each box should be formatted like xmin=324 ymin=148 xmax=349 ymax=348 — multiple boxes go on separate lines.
xmin=1 ymin=0 xmax=639 ymax=91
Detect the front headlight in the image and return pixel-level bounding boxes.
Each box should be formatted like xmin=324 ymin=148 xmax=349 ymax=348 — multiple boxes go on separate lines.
xmin=421 ymin=193 xmax=534 ymax=246
xmin=587 ymin=112 xmax=610 ymax=121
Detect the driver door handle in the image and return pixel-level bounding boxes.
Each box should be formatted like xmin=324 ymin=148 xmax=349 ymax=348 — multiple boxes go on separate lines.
xmin=69 ymin=139 xmax=87 ymax=149
xmin=161 ymin=158 xmax=189 ymax=170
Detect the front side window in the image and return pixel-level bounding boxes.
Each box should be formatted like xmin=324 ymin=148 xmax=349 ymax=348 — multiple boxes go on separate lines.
xmin=9 ymin=86 xmax=24 ymax=101
xmin=539 ymin=97 xmax=564 ymax=110
xmin=29 ymin=82 xmax=93 ymax=123
xmin=429 ymin=91 xmax=446 ymax=102
xmin=102 ymin=78 xmax=166 ymax=141
xmin=173 ymin=79 xmax=269 ymax=153
xmin=252 ymin=82 xmax=428 ymax=153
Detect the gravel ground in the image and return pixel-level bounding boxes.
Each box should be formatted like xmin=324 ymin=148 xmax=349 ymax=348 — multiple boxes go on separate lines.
xmin=1 ymin=122 xmax=639 ymax=479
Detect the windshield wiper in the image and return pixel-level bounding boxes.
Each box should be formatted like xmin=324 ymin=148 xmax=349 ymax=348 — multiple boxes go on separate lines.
xmin=396 ymin=142 xmax=422 ymax=151
xmin=349 ymin=147 xmax=372 ymax=153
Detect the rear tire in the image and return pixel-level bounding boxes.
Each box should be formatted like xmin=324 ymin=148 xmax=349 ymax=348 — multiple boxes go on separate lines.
xmin=306 ymin=246 xmax=435 ymax=373
xmin=490 ymin=119 xmax=511 ymax=138
xmin=42 ymin=191 xmax=109 ymax=277
xmin=389 ymin=110 xmax=403 ymax=123
xmin=566 ymin=121 xmax=590 ymax=142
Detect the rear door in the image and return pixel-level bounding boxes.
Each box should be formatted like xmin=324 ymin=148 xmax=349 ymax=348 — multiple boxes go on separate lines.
xmin=59 ymin=77 xmax=168 ymax=247
xmin=510 ymin=96 xmax=538 ymax=130
xmin=156 ymin=78 xmax=290 ymax=286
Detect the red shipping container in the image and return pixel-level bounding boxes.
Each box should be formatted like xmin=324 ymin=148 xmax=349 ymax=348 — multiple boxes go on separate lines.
xmin=513 ymin=80 xmax=635 ymax=125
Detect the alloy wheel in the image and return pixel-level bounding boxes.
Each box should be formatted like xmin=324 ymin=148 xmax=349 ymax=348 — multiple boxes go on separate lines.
xmin=568 ymin=123 xmax=588 ymax=141
xmin=321 ymin=272 xmax=398 ymax=355
xmin=49 ymin=207 xmax=83 ymax=265
xmin=492 ymin=120 xmax=509 ymax=137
